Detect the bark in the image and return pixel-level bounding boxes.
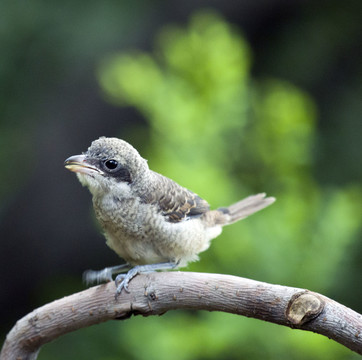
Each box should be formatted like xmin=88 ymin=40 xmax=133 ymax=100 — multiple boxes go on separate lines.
xmin=1 ymin=272 xmax=361 ymax=359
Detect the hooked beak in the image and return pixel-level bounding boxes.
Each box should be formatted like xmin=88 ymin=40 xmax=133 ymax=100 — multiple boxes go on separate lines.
xmin=64 ymin=155 xmax=102 ymax=176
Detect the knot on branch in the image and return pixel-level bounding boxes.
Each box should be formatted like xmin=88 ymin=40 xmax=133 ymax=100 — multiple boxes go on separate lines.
xmin=286 ymin=291 xmax=325 ymax=325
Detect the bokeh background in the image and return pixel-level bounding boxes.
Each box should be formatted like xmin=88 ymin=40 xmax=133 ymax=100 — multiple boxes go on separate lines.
xmin=1 ymin=1 xmax=361 ymax=359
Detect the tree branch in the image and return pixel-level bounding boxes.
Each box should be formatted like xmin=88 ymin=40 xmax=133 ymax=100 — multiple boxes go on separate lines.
xmin=1 ymin=272 xmax=361 ymax=359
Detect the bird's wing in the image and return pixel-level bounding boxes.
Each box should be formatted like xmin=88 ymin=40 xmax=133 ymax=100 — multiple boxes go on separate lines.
xmin=140 ymin=171 xmax=210 ymax=223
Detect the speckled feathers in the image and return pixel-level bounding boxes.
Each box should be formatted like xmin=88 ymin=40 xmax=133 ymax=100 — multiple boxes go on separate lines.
xmin=65 ymin=136 xmax=275 ymax=268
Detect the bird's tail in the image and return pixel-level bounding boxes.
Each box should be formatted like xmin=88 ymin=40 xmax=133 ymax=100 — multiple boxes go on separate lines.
xmin=218 ymin=193 xmax=275 ymax=225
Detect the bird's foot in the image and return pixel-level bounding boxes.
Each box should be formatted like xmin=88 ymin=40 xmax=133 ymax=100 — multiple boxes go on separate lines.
xmin=83 ymin=264 xmax=131 ymax=285
xmin=114 ymin=262 xmax=179 ymax=297
xmin=83 ymin=268 xmax=113 ymax=285
xmin=114 ymin=269 xmax=138 ymax=295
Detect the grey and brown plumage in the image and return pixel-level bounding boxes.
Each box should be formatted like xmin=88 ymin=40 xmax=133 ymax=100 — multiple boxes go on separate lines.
xmin=64 ymin=137 xmax=275 ymax=294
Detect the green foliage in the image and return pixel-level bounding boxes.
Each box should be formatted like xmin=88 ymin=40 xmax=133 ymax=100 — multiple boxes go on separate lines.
xmin=99 ymin=11 xmax=251 ymax=199
xmin=41 ymin=10 xmax=362 ymax=360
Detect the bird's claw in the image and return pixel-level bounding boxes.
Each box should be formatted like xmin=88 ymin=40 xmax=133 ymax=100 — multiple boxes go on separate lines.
xmin=114 ymin=266 xmax=144 ymax=297
xmin=115 ymin=273 xmax=133 ymax=297
xmin=84 ymin=263 xmax=177 ymax=298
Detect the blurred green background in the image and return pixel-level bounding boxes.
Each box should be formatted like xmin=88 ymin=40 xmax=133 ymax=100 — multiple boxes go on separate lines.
xmin=1 ymin=1 xmax=361 ymax=359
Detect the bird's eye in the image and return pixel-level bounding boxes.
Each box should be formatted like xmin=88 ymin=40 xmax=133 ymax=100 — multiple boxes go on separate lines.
xmin=101 ymin=158 xmax=132 ymax=183
xmin=104 ymin=159 xmax=119 ymax=170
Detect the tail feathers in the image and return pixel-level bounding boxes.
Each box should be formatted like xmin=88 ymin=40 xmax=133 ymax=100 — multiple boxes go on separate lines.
xmin=223 ymin=193 xmax=275 ymax=224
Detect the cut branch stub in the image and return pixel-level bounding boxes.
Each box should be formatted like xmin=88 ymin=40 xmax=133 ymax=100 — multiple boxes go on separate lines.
xmin=286 ymin=291 xmax=325 ymax=325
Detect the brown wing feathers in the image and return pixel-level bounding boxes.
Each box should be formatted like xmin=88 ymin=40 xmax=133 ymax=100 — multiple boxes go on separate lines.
xmin=143 ymin=171 xmax=210 ymax=223
xmin=139 ymin=172 xmax=274 ymax=225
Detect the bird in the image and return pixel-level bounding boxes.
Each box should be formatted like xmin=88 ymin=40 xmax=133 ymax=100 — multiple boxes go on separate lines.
xmin=64 ymin=137 xmax=275 ymax=295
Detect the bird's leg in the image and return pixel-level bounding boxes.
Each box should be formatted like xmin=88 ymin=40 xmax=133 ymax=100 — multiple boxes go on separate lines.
xmin=83 ymin=263 xmax=132 ymax=285
xmin=115 ymin=261 xmax=178 ymax=296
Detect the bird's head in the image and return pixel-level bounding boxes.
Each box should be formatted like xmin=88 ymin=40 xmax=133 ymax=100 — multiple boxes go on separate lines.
xmin=64 ymin=137 xmax=148 ymax=196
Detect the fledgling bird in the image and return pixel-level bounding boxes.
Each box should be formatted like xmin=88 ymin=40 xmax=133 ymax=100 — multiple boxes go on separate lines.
xmin=64 ymin=137 xmax=275 ymax=295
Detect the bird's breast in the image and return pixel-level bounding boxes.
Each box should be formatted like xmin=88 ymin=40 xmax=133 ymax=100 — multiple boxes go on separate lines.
xmin=92 ymin=194 xmax=165 ymax=264
xmin=92 ymin=193 xmax=219 ymax=266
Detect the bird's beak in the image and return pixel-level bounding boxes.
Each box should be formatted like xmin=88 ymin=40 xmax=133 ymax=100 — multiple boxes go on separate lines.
xmin=64 ymin=155 xmax=102 ymax=175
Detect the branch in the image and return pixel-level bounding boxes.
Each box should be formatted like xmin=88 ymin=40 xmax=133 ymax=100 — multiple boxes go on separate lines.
xmin=1 ymin=272 xmax=361 ymax=359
